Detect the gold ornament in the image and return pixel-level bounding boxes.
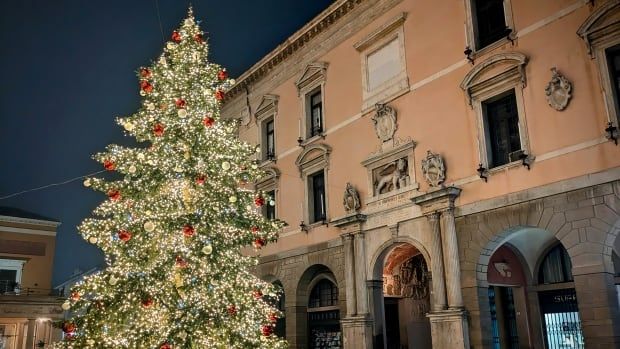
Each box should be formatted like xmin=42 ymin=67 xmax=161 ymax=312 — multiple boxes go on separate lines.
xmin=146 ymin=102 xmax=155 ymax=110
xmin=61 ymin=300 xmax=71 ymax=310
xmin=88 ymin=236 xmax=98 ymax=244
xmin=83 ymin=178 xmax=92 ymax=187
xmin=229 ymin=196 xmax=237 ymax=203
xmin=178 ymin=109 xmax=188 ymax=118
xmin=128 ymin=165 xmax=137 ymax=174
xmin=144 ymin=221 xmax=155 ymax=232
xmin=123 ymin=121 xmax=134 ymax=131
xmin=221 ymin=161 xmax=231 ymax=170
xmin=202 ymin=244 xmax=213 ymax=255
xmin=109 ymin=276 xmax=118 ymax=286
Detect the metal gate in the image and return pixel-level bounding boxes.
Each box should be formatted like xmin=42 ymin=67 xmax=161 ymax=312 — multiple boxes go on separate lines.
xmin=538 ymin=288 xmax=584 ymax=348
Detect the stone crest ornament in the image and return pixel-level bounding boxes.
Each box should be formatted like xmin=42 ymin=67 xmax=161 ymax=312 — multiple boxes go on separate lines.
xmin=421 ymin=150 xmax=446 ymax=187
xmin=545 ymin=67 xmax=572 ymax=111
xmin=372 ymin=103 xmax=397 ymax=143
xmin=342 ymin=182 xmax=361 ymax=213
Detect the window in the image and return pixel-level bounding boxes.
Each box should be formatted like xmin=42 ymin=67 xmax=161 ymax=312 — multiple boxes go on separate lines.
xmin=254 ymin=94 xmax=279 ymax=163
xmin=263 ymin=189 xmax=276 ymax=220
xmin=309 ymin=171 xmax=326 ymax=223
xmin=483 ymin=90 xmax=522 ymax=168
xmin=607 ymin=44 xmax=620 ymax=124
xmin=295 ymin=62 xmax=328 ymax=143
xmin=538 ymin=244 xmax=573 ymax=285
xmin=460 ymin=53 xmax=532 ymax=173
xmin=309 ymin=89 xmax=323 ymax=137
xmin=473 ymin=0 xmax=508 ymax=50
xmin=309 ymin=279 xmax=338 ymax=308
xmin=264 ymin=118 xmax=275 ymax=160
xmin=0 ymin=259 xmax=25 ymax=294
xmin=355 ymin=12 xmax=409 ymax=112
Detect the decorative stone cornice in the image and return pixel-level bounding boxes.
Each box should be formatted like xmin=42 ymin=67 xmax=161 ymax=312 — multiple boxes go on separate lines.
xmin=331 ymin=213 xmax=367 ymax=228
xmin=576 ymin=0 xmax=620 ymax=56
xmin=254 ymin=94 xmax=279 ymax=122
xmin=225 ymin=0 xmax=365 ymax=99
xmin=0 ymin=215 xmax=60 ymax=228
xmin=411 ymin=186 xmax=461 ymax=215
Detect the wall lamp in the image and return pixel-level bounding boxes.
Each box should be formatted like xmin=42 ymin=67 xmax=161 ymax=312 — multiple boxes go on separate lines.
xmin=299 ymin=221 xmax=308 ymax=233
xmin=605 ymin=122 xmax=618 ymax=145
xmin=477 ymin=163 xmax=488 ymax=182
xmin=519 ymin=152 xmax=532 ymax=170
xmin=464 ymin=46 xmax=474 ymax=64
xmin=505 ymin=27 xmax=515 ymax=44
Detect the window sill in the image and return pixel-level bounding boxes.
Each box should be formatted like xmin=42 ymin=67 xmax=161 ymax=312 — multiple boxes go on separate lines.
xmin=259 ymin=158 xmax=276 ymax=167
xmin=300 ymin=133 xmax=325 ymax=147
xmin=485 ymin=155 xmax=534 ymax=175
xmin=471 ymin=36 xmax=515 ymax=61
xmin=306 ymin=220 xmax=328 ymax=231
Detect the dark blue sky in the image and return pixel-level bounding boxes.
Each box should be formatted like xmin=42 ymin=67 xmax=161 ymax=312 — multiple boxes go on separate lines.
xmin=0 ymin=0 xmax=333 ymax=286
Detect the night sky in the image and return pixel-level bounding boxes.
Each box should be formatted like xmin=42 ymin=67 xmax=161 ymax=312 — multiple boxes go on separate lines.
xmin=0 ymin=0 xmax=333 ymax=286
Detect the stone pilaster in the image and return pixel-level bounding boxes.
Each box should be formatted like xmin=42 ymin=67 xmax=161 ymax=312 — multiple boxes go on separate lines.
xmin=353 ymin=232 xmax=369 ymax=315
xmin=342 ymin=233 xmax=357 ymax=316
xmin=341 ymin=317 xmax=374 ymax=349
xmin=427 ymin=310 xmax=471 ymax=349
xmin=441 ymin=206 xmax=464 ymax=309
xmin=25 ymin=318 xmax=36 ymax=349
xmin=427 ymin=211 xmax=447 ymax=311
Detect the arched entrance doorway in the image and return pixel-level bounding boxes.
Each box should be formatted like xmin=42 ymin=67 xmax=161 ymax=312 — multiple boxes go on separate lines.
xmin=371 ymin=242 xmax=432 ymax=349
xmin=482 ymin=227 xmax=585 ymax=348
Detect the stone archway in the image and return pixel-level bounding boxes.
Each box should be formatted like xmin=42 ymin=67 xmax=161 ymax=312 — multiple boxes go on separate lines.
xmin=369 ymin=239 xmax=433 ymax=349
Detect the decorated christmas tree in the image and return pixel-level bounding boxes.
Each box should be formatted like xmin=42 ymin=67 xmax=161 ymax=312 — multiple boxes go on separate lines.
xmin=54 ymin=9 xmax=286 ymax=349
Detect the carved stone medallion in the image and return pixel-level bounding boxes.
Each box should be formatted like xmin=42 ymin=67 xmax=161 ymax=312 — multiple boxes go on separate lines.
xmin=342 ymin=182 xmax=361 ymax=213
xmin=421 ymin=150 xmax=446 ymax=187
xmin=372 ymin=103 xmax=397 ymax=142
xmin=545 ymin=67 xmax=572 ymax=111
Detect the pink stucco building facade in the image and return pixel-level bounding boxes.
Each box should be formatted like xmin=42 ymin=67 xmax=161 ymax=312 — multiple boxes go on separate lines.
xmin=222 ymin=0 xmax=620 ymax=348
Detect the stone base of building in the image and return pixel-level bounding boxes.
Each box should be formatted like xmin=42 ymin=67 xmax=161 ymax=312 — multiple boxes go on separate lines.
xmin=427 ymin=309 xmax=470 ymax=349
xmin=341 ymin=316 xmax=373 ymax=349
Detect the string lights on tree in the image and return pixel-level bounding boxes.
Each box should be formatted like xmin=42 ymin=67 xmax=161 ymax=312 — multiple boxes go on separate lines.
xmin=53 ymin=8 xmax=286 ymax=349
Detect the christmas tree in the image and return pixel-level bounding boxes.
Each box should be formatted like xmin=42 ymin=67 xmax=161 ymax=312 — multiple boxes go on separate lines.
xmin=55 ymin=9 xmax=286 ymax=349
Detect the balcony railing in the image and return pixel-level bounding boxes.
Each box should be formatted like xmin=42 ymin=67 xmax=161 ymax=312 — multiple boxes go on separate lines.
xmin=0 ymin=280 xmax=62 ymax=297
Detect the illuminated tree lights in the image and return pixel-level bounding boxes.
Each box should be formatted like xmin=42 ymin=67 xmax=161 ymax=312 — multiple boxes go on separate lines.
xmin=54 ymin=9 xmax=286 ymax=349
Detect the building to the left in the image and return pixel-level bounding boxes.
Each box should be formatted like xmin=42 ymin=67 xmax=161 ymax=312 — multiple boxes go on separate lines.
xmin=0 ymin=207 xmax=64 ymax=348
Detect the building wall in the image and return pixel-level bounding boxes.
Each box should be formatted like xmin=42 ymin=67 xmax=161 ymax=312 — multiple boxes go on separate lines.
xmin=223 ymin=0 xmax=620 ymax=348
xmin=0 ymin=228 xmax=56 ymax=291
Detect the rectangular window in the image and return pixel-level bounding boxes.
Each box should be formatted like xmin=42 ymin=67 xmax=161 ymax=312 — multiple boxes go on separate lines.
xmin=473 ymin=0 xmax=507 ymax=50
xmin=309 ymin=90 xmax=323 ymax=137
xmin=606 ymin=44 xmax=620 ymax=124
xmin=0 ymin=269 xmax=17 ymax=293
xmin=264 ymin=118 xmax=275 ymax=160
xmin=309 ymin=171 xmax=326 ymax=223
xmin=483 ymin=90 xmax=521 ymax=168
xmin=367 ymin=38 xmax=401 ymax=91
xmin=263 ymin=190 xmax=276 ymax=220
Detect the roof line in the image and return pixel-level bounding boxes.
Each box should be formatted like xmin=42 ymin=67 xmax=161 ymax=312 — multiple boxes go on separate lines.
xmin=0 ymin=215 xmax=61 ymax=227
xmin=226 ymin=0 xmax=360 ymax=99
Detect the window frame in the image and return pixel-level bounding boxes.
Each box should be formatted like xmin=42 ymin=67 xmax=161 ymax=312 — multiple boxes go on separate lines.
xmin=254 ymin=94 xmax=279 ymax=165
xmin=295 ymin=62 xmax=328 ymax=145
xmin=460 ymin=52 xmax=533 ymax=174
xmin=255 ymin=167 xmax=280 ymax=221
xmin=263 ymin=189 xmax=277 ymax=221
xmin=295 ymin=143 xmax=331 ymax=229
xmin=308 ymin=170 xmax=327 ymax=223
xmin=481 ymin=89 xmax=523 ymax=168
xmin=464 ymin=0 xmax=515 ymax=56
xmin=354 ymin=12 xmax=409 ymax=113
xmin=0 ymin=259 xmax=25 ymax=292
xmin=308 ymin=88 xmax=323 ymax=137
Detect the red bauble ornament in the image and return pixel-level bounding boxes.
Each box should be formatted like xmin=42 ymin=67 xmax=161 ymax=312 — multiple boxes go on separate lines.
xmin=215 ymin=89 xmax=225 ymax=101
xmin=203 ymin=116 xmax=215 ymax=127
xmin=175 ymin=98 xmax=186 ymax=108
xmin=160 ymin=342 xmax=172 ymax=349
xmin=261 ymin=325 xmax=273 ymax=336
xmin=118 ymin=230 xmax=132 ymax=242
xmin=253 ymin=290 xmax=263 ymax=299
xmin=70 ymin=292 xmax=80 ymax=301
xmin=103 ymin=159 xmax=116 ymax=171
xmin=194 ymin=33 xmax=204 ymax=43
xmin=251 ymin=226 xmax=260 ymax=234
xmin=141 ymin=297 xmax=154 ymax=307
xmin=175 ymin=256 xmax=188 ymax=268
xmin=140 ymin=68 xmax=151 ymax=78
xmin=108 ymin=189 xmax=121 ymax=201
xmin=227 ymin=305 xmax=237 ymax=316
xmin=153 ymin=123 xmax=165 ymax=137
xmin=269 ymin=312 xmax=278 ymax=323
xmin=182 ymin=224 xmax=195 ymax=237
xmin=217 ymin=69 xmax=228 ymax=81
xmin=62 ymin=322 xmax=76 ymax=334
xmin=171 ymin=31 xmax=181 ymax=43
xmin=254 ymin=238 xmax=265 ymax=249
xmin=195 ymin=175 xmax=206 ymax=185
xmin=140 ymin=80 xmax=153 ymax=93
xmin=254 ymin=196 xmax=265 ymax=207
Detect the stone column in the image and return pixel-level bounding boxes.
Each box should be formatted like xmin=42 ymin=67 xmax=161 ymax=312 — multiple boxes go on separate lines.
xmin=25 ymin=318 xmax=36 ymax=349
xmin=427 ymin=211 xmax=447 ymax=311
xmin=441 ymin=207 xmax=464 ymax=309
xmin=353 ymin=232 xmax=369 ymax=315
xmin=342 ymin=233 xmax=357 ymax=316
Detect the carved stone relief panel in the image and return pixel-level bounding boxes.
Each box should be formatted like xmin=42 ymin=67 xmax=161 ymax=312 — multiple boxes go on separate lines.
xmin=372 ymin=157 xmax=410 ymax=195
xmin=545 ymin=67 xmax=572 ymax=111
xmin=362 ymin=139 xmax=417 ymax=202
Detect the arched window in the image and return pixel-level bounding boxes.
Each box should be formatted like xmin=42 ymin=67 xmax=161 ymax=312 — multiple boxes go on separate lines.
xmin=308 ymin=279 xmax=338 ymax=308
xmin=538 ymin=244 xmax=573 ymax=284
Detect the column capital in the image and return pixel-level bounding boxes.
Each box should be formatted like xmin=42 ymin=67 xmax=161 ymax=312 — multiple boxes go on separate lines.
xmin=411 ymin=186 xmax=461 ymax=215
xmin=332 ymin=213 xmax=366 ymax=235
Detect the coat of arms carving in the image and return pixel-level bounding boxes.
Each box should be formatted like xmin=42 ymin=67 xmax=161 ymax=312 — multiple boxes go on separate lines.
xmin=545 ymin=67 xmax=572 ymax=111
xmin=342 ymin=182 xmax=361 ymax=213
xmin=372 ymin=103 xmax=397 ymax=143
xmin=421 ymin=150 xmax=446 ymax=187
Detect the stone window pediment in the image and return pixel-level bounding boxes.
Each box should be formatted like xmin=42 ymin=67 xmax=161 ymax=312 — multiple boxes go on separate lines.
xmin=577 ymin=1 xmax=620 ymax=57
xmin=254 ymin=94 xmax=279 ymax=122
xmin=295 ymin=62 xmax=329 ymax=95
xmin=460 ymin=52 xmax=528 ymax=105
xmin=295 ymin=143 xmax=332 ymax=176
xmin=255 ymin=166 xmax=280 ymax=192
